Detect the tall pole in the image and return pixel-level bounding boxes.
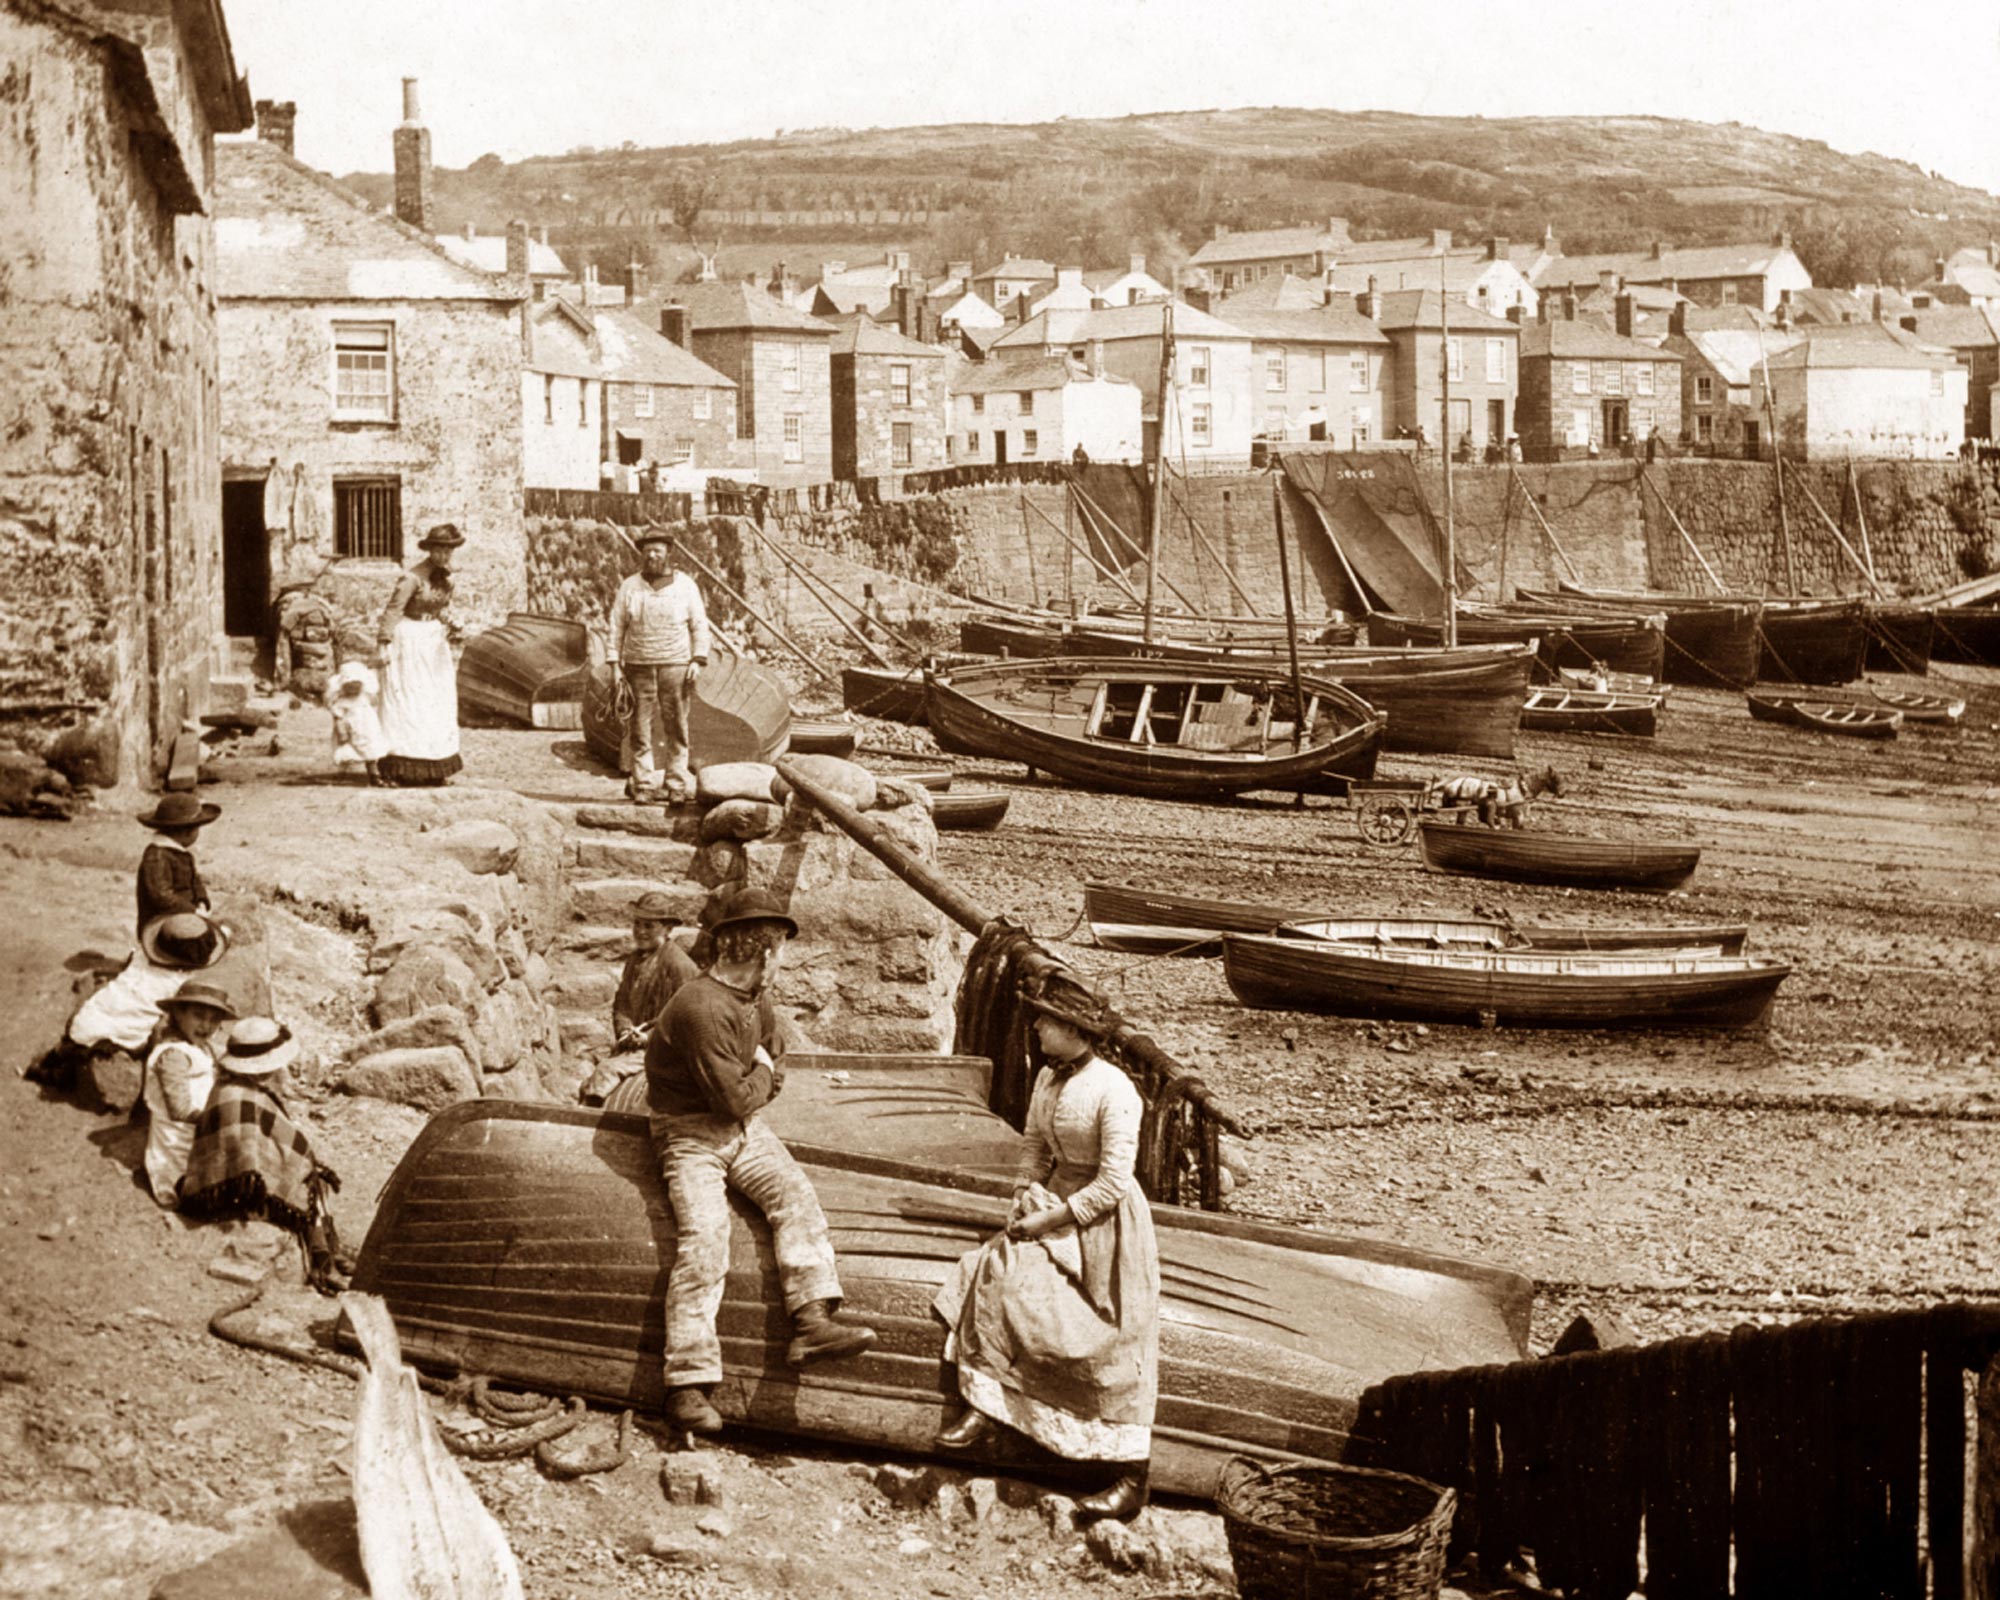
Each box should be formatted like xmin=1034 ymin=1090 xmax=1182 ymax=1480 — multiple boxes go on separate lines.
xmin=1143 ymin=301 xmax=1173 ymax=646
xmin=1755 ymin=323 xmax=1796 ymax=596
xmin=1439 ymin=253 xmax=1458 ymax=647
xmin=1270 ymin=476 xmax=1308 ymax=752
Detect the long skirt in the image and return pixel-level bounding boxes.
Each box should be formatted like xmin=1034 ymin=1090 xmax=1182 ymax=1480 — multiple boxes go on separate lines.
xmin=934 ymin=1183 xmax=1159 ymax=1462
xmin=378 ymin=618 xmax=462 ymax=784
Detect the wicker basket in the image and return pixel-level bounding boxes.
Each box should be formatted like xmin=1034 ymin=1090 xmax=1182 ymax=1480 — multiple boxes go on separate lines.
xmin=1216 ymin=1456 xmax=1456 ymax=1600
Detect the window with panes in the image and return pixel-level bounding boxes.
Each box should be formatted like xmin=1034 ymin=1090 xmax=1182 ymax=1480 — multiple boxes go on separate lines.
xmin=333 ymin=323 xmax=394 ymax=421
xmin=891 ymin=364 xmax=911 ymax=406
xmin=783 ymin=413 xmax=803 ymax=462
xmin=892 ymin=422 xmax=913 ymax=467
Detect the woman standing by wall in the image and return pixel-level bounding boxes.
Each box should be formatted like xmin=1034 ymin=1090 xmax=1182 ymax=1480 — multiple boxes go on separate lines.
xmin=376 ymin=525 xmax=465 ymax=786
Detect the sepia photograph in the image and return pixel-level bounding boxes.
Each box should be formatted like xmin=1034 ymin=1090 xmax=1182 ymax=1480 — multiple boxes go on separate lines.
xmin=2 ymin=1 xmax=1998 ymax=1594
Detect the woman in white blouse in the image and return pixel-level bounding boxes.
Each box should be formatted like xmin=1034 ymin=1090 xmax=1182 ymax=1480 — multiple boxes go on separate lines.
xmin=933 ymin=989 xmax=1160 ymax=1521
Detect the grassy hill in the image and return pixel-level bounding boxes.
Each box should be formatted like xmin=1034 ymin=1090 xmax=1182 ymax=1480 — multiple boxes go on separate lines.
xmin=341 ymin=106 xmax=2000 ymax=292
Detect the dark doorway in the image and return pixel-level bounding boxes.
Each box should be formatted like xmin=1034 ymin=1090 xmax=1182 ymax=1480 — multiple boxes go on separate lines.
xmin=1487 ymin=399 xmax=1506 ymax=445
xmin=1602 ymin=400 xmax=1629 ymax=448
xmin=994 ymin=431 xmax=1009 ymax=467
xmin=221 ymin=479 xmax=270 ymax=638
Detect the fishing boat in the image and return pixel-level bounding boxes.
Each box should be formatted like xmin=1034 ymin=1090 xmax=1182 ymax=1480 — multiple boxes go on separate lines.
xmin=348 ymin=1098 xmax=1532 ymax=1500
xmin=1929 ymin=605 xmax=2000 ymax=667
xmin=1543 ymin=585 xmax=1867 ymax=685
xmin=1864 ymin=602 xmax=1935 ymax=675
xmin=457 ymin=613 xmax=593 ymax=728
xmin=1523 ymin=587 xmax=1764 ymax=690
xmin=1368 ymin=605 xmax=1666 ymax=681
xmin=788 ymin=721 xmax=859 ymax=758
xmin=1418 ymin=822 xmax=1701 ymax=893
xmin=1081 ymin=881 xmax=1748 ymax=957
xmin=581 ymin=647 xmax=792 ymax=772
xmin=924 ymin=657 xmax=1386 ymax=801
xmin=1521 ymin=686 xmax=1661 ymax=738
xmin=1745 ymin=693 xmax=1902 ymax=740
xmin=1858 ymin=687 xmax=1964 ymax=725
xmin=931 ymin=789 xmax=1011 ymax=831
xmin=958 ymin=611 xmax=1357 ymax=661
xmin=843 ymin=657 xmax=991 ymax=725
xmin=1222 ymin=935 xmax=1790 ymax=1030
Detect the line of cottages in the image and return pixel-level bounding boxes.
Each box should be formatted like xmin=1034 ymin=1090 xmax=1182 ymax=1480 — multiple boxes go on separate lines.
xmin=5 ymin=5 xmax=2000 ymax=792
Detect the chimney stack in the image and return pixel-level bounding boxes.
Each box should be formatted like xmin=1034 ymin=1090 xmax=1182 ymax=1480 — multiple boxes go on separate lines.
xmin=1775 ymin=288 xmax=1792 ymax=330
xmin=625 ymin=259 xmax=648 ymax=304
xmin=1356 ymin=274 xmax=1380 ymax=321
xmin=1614 ymin=291 xmax=1635 ymax=338
xmin=1774 ymin=229 xmax=1793 ymax=250
xmin=504 ymin=219 xmax=530 ymax=288
xmin=1598 ymin=269 xmax=1620 ymax=297
xmin=1506 ymin=304 xmax=1524 ymax=325
xmin=1669 ymin=302 xmax=1688 ymax=338
xmin=659 ymin=303 xmax=689 ymax=347
xmin=254 ymin=98 xmax=297 ymax=155
xmin=1432 ymin=229 xmax=1453 ymax=252
xmin=392 ymin=77 xmax=434 ymax=233
xmin=1486 ymin=236 xmax=1508 ymax=262
xmin=891 ymin=281 xmax=915 ymax=339
xmin=1934 ymin=256 xmax=1947 ymax=282
xmin=1651 ymin=240 xmax=1668 ymax=260
xmin=1562 ymin=292 xmax=1578 ymax=321
xmin=1900 ymin=313 xmax=1920 ymax=333
xmin=1872 ymin=289 xmax=1884 ymax=322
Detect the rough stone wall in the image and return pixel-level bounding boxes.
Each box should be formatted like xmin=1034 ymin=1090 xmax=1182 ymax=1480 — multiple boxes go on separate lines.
xmin=838 ymin=352 xmax=949 ymax=479
xmin=1417 ymin=461 xmax=1653 ymax=597
xmin=0 ymin=7 xmax=225 ymax=788
xmin=692 ymin=329 xmax=834 ymax=486
xmin=219 ymin=297 xmax=526 ymax=642
xmin=603 ymin=380 xmax=744 ymax=471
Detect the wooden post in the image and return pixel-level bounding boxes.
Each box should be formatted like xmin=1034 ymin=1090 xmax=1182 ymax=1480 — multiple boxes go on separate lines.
xmin=1783 ymin=459 xmax=1887 ymax=597
xmin=1510 ymin=466 xmax=1584 ymax=585
xmin=1848 ymin=462 xmax=1878 ymax=585
xmin=1271 ymin=476 xmax=1308 ymax=752
xmin=1974 ymin=1352 xmax=2000 ymax=1600
xmin=1018 ymin=492 xmax=1040 ymax=605
xmin=1026 ymin=491 xmax=1143 ymax=605
xmin=1063 ymin=480 xmax=1076 ymax=613
xmin=1072 ymin=480 xmax=1204 ymax=613
xmin=1439 ymin=252 xmax=1458 ymax=647
xmin=1638 ymin=468 xmax=1727 ymax=591
xmin=1144 ymin=302 xmax=1174 ymax=646
xmin=1496 ymin=466 xmax=1514 ymax=601
xmin=1756 ymin=329 xmax=1797 ymax=594
xmin=1165 ymin=475 xmax=1264 ymax=614
xmin=732 ymin=515 xmax=898 ymax=667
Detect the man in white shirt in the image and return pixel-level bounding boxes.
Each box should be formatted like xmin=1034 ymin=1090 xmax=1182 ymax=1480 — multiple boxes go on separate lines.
xmin=608 ymin=532 xmax=710 ymax=801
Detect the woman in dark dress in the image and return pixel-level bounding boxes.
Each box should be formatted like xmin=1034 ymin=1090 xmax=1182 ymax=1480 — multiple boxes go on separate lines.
xmin=375 ymin=524 xmax=465 ymax=785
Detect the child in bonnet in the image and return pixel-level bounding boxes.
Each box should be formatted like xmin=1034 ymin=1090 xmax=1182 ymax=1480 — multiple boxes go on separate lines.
xmin=325 ymin=660 xmax=388 ymax=784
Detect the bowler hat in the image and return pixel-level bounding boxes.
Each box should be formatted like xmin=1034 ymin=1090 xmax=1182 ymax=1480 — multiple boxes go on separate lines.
xmin=141 ymin=912 xmax=230 ymax=970
xmin=138 ymin=793 xmax=221 ymax=831
xmin=632 ymin=890 xmax=680 ymax=924
xmin=418 ymin=523 xmax=466 ymax=550
xmin=707 ymin=886 xmax=799 ymax=940
xmin=161 ymin=978 xmax=238 ymax=1022
xmin=216 ymin=1015 xmax=298 ymax=1077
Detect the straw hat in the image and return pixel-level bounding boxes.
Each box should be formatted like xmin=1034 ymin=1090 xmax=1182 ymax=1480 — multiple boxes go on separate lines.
xmin=1021 ymin=979 xmax=1117 ymax=1041
xmin=417 ymin=523 xmax=466 ymax=550
xmin=141 ymin=912 xmax=230 ymax=970
xmin=138 ymin=793 xmax=221 ymax=831
xmin=161 ymin=978 xmax=238 ymax=1022
xmin=217 ymin=1016 xmax=298 ymax=1077
xmin=707 ymin=886 xmax=799 ymax=940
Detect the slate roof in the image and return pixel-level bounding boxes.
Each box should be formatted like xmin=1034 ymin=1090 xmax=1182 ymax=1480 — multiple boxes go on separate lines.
xmin=992 ymin=301 xmax=1251 ymax=351
xmin=1518 ymin=319 xmax=1684 ymax=362
xmin=1937 ymin=259 xmax=2000 ymax=299
xmin=1535 ymin=240 xmax=1798 ymax=291
xmin=591 ymin=307 xmax=736 ymax=387
xmin=811 ymin=281 xmax=895 ymax=317
xmin=662 ymin=281 xmax=836 ymax=334
xmin=1666 ymin=328 xmax=1802 ymax=387
xmin=524 ymin=299 xmax=600 ymax=380
xmin=953 ymin=355 xmax=1136 ymax=395
xmin=1370 ymin=290 xmax=1519 ymax=334
xmin=1763 ymin=321 xmax=1959 ymax=371
xmin=829 ymin=321 xmax=947 ymax=359
xmin=1218 ymin=305 xmax=1389 ymax=347
xmin=972 ymin=257 xmax=1056 ymax=283
xmin=437 ymin=231 xmax=570 ymax=279
xmin=1216 ymin=273 xmax=1329 ymax=313
xmin=1189 ymin=224 xmax=1343 ymax=266
xmin=1329 ymin=253 xmax=1522 ymax=297
xmin=1900 ymin=305 xmax=2000 ymax=350
xmin=214 ymin=139 xmax=519 ymax=302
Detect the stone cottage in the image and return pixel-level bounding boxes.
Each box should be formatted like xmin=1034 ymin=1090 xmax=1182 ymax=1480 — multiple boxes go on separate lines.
xmin=215 ymin=123 xmax=527 ymax=648
xmin=829 ymin=321 xmax=950 ymax=478
xmin=0 ymin=0 xmax=253 ymax=788
xmin=1515 ymin=297 xmax=1683 ymax=461
xmin=1365 ymin=287 xmax=1520 ymax=457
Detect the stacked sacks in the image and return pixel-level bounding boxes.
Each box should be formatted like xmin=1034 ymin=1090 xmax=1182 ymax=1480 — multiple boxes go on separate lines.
xmin=275 ymin=590 xmax=338 ymax=697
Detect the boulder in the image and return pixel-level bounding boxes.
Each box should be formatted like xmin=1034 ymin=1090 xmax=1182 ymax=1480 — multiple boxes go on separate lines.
xmin=873 ymin=777 xmax=933 ymax=815
xmin=341 ymin=1045 xmax=478 ymax=1111
xmin=371 ymin=946 xmax=481 ymax=1028
xmin=496 ymin=926 xmax=530 ymax=980
xmin=151 ymin=1498 xmax=366 ymax=1600
xmin=469 ymin=985 xmax=526 ymax=1073
xmin=85 ymin=1049 xmax=147 ymax=1115
xmin=1082 ymin=1507 xmax=1233 ymax=1585
xmin=696 ymin=762 xmax=780 ymax=806
xmin=346 ymin=1006 xmax=485 ymax=1076
xmin=690 ymin=839 xmax=744 ymax=889
xmin=699 ymin=800 xmax=784 ymax=843
xmin=780 ymin=754 xmax=877 ymax=814
xmin=368 ymin=898 xmax=505 ymax=990
xmin=480 ymin=1064 xmax=552 ymax=1103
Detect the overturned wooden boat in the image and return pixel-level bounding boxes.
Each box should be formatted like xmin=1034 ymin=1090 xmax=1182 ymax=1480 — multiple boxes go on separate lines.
xmin=581 ymin=647 xmax=792 ymax=772
xmin=1418 ymin=822 xmax=1701 ymax=893
xmin=348 ymin=1098 xmax=1532 ymax=1500
xmin=931 ymin=789 xmax=1011 ymax=831
xmin=1746 ymin=693 xmax=1901 ymax=740
xmin=1521 ymin=686 xmax=1660 ymax=738
xmin=457 ymin=613 xmax=593 ymax=728
xmin=1223 ymin=935 xmax=1790 ymax=1031
xmin=1082 ymin=881 xmax=1747 ymax=957
xmin=925 ymin=657 xmax=1386 ymax=801
xmin=788 ymin=720 xmax=859 ymax=758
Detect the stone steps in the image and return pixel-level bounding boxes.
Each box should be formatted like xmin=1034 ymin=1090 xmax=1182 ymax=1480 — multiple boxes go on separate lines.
xmin=567 ymin=875 xmax=710 ymax=926
xmin=568 ymin=833 xmax=701 ymax=879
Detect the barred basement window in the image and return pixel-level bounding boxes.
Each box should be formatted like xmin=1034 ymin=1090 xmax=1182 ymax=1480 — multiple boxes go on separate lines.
xmin=334 ymin=477 xmax=403 ymax=560
xmin=670 ymin=440 xmax=694 ymax=465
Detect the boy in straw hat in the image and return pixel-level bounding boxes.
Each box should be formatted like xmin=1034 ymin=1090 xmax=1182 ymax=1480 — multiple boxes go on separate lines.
xmin=142 ymin=979 xmax=236 ymax=1207
xmin=134 ymin=792 xmax=219 ymax=939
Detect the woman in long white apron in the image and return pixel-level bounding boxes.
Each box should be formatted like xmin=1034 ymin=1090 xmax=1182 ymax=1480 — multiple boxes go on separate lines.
xmin=375 ymin=524 xmax=465 ymax=786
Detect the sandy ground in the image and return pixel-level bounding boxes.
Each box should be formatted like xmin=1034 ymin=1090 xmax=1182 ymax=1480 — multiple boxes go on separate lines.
xmin=1 ymin=652 xmax=1996 ymax=1598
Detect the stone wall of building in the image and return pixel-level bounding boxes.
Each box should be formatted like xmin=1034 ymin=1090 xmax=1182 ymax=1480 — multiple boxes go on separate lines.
xmin=0 ymin=7 xmax=230 ymax=788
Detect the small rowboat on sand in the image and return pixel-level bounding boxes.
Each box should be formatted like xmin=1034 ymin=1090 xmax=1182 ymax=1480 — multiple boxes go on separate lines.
xmin=1521 ymin=686 xmax=1661 ymax=738
xmin=931 ymin=789 xmax=1010 ymax=831
xmin=1222 ymin=934 xmax=1790 ymax=1030
xmin=1745 ymin=693 xmax=1901 ymax=740
xmin=1418 ymin=821 xmax=1701 ymax=893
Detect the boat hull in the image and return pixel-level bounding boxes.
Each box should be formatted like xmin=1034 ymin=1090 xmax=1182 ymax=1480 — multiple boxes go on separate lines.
xmin=842 ymin=666 xmax=928 ymax=724
xmin=1756 ymin=602 xmax=1869 ymax=686
xmin=1530 ymin=588 xmax=1764 ymax=689
xmin=1418 ymin=821 xmax=1700 ymax=893
xmin=348 ymin=1100 xmax=1533 ymax=1501
xmin=1081 ymin=882 xmax=1747 ymax=957
xmin=1865 ymin=604 xmax=1934 ymax=675
xmin=1369 ymin=611 xmax=1666 ymax=682
xmin=1521 ymin=688 xmax=1659 ymax=737
xmin=1223 ymin=935 xmax=1788 ymax=1030
xmin=926 ymin=657 xmax=1385 ymax=800
xmin=1746 ymin=694 xmax=1901 ymax=739
xmin=1930 ymin=606 xmax=2000 ymax=667
xmin=931 ymin=790 xmax=1011 ymax=831
xmin=581 ymin=648 xmax=792 ymax=773
xmin=457 ymin=613 xmax=593 ymax=727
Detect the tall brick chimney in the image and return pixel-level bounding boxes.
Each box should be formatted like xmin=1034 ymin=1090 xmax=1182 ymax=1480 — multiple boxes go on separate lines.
xmin=1872 ymin=289 xmax=1884 ymax=321
xmin=1506 ymin=305 xmax=1524 ymax=325
xmin=504 ymin=219 xmax=530 ymax=290
xmin=659 ymin=303 xmax=689 ymax=347
xmin=1562 ymin=292 xmax=1578 ymax=321
xmin=392 ymin=78 xmax=434 ymax=233
xmin=1668 ymin=303 xmax=1688 ymax=338
xmin=1357 ymin=275 xmax=1380 ymax=321
xmin=624 ymin=259 xmax=648 ymax=303
xmin=254 ymin=98 xmax=296 ymax=155
xmin=1614 ymin=291 xmax=1635 ymax=338
xmin=1486 ymin=236 xmax=1508 ymax=262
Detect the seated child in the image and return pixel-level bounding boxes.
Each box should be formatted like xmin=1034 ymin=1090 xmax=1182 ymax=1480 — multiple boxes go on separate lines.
xmin=325 ymin=660 xmax=388 ymax=783
xmin=142 ymin=979 xmax=236 ymax=1207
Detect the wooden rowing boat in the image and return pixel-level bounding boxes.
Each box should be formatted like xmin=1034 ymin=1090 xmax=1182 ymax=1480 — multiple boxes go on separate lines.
xmin=1417 ymin=822 xmax=1701 ymax=893
xmin=457 ymin=613 xmax=593 ymax=728
xmin=348 ymin=1099 xmax=1532 ymax=1500
xmin=1222 ymin=935 xmax=1790 ymax=1030
xmin=924 ymin=658 xmax=1386 ymax=800
xmin=581 ymin=647 xmax=792 ymax=772
xmin=1521 ymin=686 xmax=1660 ymax=738
xmin=1081 ymin=881 xmax=1748 ymax=958
xmin=1859 ymin=688 xmax=1963 ymax=725
xmin=931 ymin=789 xmax=1011 ymax=831
xmin=1745 ymin=693 xmax=1902 ymax=740
xmin=788 ymin=721 xmax=859 ymax=759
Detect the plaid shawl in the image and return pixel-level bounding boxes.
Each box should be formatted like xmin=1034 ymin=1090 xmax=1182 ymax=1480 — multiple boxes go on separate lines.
xmin=180 ymin=1080 xmax=336 ymax=1234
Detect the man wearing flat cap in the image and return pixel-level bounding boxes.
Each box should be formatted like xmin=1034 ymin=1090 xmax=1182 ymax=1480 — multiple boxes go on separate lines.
xmin=609 ymin=530 xmax=709 ymax=803
xmin=645 ymin=886 xmax=875 ymax=1436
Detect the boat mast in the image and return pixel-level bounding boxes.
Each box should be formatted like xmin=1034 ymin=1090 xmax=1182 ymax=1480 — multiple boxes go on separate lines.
xmin=1271 ymin=476 xmax=1308 ymax=751
xmin=1144 ymin=301 xmax=1173 ymax=647
xmin=1439 ymin=253 xmax=1458 ymax=647
xmin=1755 ymin=322 xmax=1796 ymax=595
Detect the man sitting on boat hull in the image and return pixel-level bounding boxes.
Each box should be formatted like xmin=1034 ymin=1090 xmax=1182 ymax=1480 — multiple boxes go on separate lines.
xmin=645 ymin=887 xmax=876 ymax=1434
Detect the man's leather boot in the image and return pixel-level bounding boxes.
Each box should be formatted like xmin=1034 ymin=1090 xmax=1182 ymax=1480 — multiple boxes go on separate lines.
xmin=666 ymin=1386 xmax=723 ymax=1435
xmin=936 ymin=1408 xmax=993 ymax=1450
xmin=786 ymin=1299 xmax=877 ymax=1368
xmin=1076 ymin=1463 xmax=1149 ymax=1522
